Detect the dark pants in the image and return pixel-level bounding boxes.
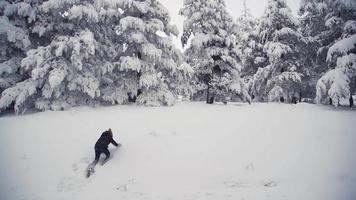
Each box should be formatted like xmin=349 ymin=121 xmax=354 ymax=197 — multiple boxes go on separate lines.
xmin=92 ymin=147 xmax=110 ymax=166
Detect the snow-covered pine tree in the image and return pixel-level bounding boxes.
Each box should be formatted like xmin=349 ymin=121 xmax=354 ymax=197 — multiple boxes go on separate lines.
xmin=315 ymin=0 xmax=356 ymax=106
xmin=299 ymin=0 xmax=329 ymax=37
xmin=298 ymin=0 xmax=329 ymax=99
xmin=0 ymin=0 xmax=190 ymax=113
xmin=0 ymin=1 xmax=38 ymax=96
xmin=234 ymin=0 xmax=263 ymax=78
xmin=114 ymin=0 xmax=190 ymax=106
xmin=0 ymin=0 xmax=125 ymax=113
xmin=249 ymin=0 xmax=304 ymax=102
xmin=180 ymin=0 xmax=251 ymax=104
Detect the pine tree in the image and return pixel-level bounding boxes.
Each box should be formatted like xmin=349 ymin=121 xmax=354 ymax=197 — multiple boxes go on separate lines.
xmin=249 ymin=0 xmax=304 ymax=102
xmin=299 ymin=0 xmax=329 ymax=37
xmin=180 ymin=0 xmax=251 ymax=104
xmin=298 ymin=0 xmax=329 ymax=99
xmin=0 ymin=1 xmax=39 ymax=96
xmin=315 ymin=0 xmax=356 ymax=106
xmin=235 ymin=0 xmax=262 ymax=77
xmin=0 ymin=0 xmax=114 ymax=113
xmin=0 ymin=0 xmax=189 ymax=114
xmin=114 ymin=0 xmax=190 ymax=106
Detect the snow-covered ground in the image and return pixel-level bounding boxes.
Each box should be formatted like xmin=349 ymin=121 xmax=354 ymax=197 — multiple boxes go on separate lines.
xmin=0 ymin=102 xmax=355 ymax=200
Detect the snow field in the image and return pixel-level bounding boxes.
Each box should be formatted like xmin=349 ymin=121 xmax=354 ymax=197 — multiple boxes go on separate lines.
xmin=0 ymin=102 xmax=356 ymax=200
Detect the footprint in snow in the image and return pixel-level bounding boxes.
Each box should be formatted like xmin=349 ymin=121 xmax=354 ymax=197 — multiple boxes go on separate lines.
xmin=128 ymin=178 xmax=136 ymax=184
xmin=223 ymin=180 xmax=249 ymax=188
xmin=80 ymin=157 xmax=90 ymax=164
xmin=224 ymin=179 xmax=277 ymax=188
xmin=72 ymin=163 xmax=78 ymax=171
xmin=57 ymin=177 xmax=69 ymax=192
xmin=57 ymin=174 xmax=87 ymax=192
xmin=57 ymin=176 xmax=83 ymax=192
xmin=116 ymin=178 xmax=137 ymax=192
xmin=205 ymin=192 xmax=214 ymax=196
xmin=245 ymin=163 xmax=254 ymax=171
xmin=263 ymin=180 xmax=278 ymax=187
xmin=149 ymin=131 xmax=158 ymax=137
xmin=116 ymin=184 xmax=128 ymax=192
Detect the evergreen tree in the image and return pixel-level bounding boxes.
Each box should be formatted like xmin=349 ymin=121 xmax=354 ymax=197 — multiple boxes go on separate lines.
xmin=234 ymin=0 xmax=263 ymax=77
xmin=299 ymin=0 xmax=329 ymax=37
xmin=115 ymin=0 xmax=190 ymax=106
xmin=0 ymin=0 xmax=189 ymax=114
xmin=180 ymin=0 xmax=251 ymax=104
xmin=315 ymin=0 xmax=356 ymax=106
xmin=0 ymin=0 xmax=121 ymax=113
xmin=0 ymin=0 xmax=39 ymax=96
xmin=298 ymin=0 xmax=329 ymax=99
xmin=249 ymin=0 xmax=304 ymax=102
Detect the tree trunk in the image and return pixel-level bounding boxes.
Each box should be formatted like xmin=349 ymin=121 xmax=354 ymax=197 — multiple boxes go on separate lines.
xmin=299 ymin=92 xmax=302 ymax=102
xmin=206 ymin=85 xmax=215 ymax=104
xmin=209 ymin=95 xmax=215 ymax=104
xmin=350 ymin=95 xmax=354 ymax=107
xmin=280 ymin=96 xmax=285 ymax=103
xmin=206 ymin=86 xmax=210 ymax=104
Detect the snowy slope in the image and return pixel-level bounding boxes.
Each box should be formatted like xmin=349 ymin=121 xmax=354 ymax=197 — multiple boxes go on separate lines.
xmin=0 ymin=102 xmax=356 ymax=200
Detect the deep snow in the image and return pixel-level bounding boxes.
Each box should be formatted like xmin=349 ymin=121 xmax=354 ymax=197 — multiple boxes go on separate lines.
xmin=0 ymin=102 xmax=355 ymax=200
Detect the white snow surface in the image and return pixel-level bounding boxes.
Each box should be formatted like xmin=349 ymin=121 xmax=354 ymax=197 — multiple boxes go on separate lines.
xmin=0 ymin=102 xmax=356 ymax=200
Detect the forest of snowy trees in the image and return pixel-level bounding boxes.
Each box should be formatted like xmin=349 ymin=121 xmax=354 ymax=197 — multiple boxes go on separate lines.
xmin=0 ymin=0 xmax=355 ymax=114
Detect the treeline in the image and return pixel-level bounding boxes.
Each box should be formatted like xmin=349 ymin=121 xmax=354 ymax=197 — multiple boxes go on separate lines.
xmin=0 ymin=0 xmax=355 ymax=114
xmin=181 ymin=0 xmax=356 ymax=106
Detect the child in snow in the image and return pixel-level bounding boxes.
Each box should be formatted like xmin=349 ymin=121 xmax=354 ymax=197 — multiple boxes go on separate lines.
xmin=91 ymin=128 xmax=119 ymax=166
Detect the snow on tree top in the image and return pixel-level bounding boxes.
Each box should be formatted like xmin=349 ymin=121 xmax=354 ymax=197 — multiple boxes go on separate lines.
xmin=344 ymin=20 xmax=356 ymax=34
xmin=264 ymin=41 xmax=292 ymax=62
xmin=67 ymin=4 xmax=99 ymax=22
xmin=336 ymin=53 xmax=356 ymax=70
xmin=4 ymin=2 xmax=36 ymax=23
xmin=327 ymin=34 xmax=356 ymax=62
xmin=339 ymin=0 xmax=356 ymax=9
xmin=261 ymin=0 xmax=298 ymax=28
xmin=325 ymin=16 xmax=343 ymax=28
xmin=274 ymin=27 xmax=302 ymax=40
xmin=41 ymin=0 xmax=81 ymax=12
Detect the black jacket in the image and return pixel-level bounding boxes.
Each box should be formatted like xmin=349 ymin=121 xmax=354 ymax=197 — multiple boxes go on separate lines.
xmin=95 ymin=131 xmax=118 ymax=149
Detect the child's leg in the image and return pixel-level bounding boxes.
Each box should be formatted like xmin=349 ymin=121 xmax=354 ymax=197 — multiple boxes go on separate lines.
xmin=101 ymin=149 xmax=111 ymax=165
xmin=91 ymin=148 xmax=101 ymax=166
